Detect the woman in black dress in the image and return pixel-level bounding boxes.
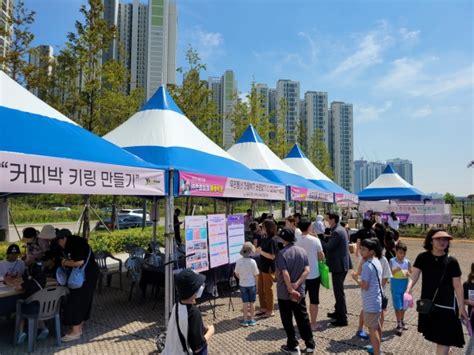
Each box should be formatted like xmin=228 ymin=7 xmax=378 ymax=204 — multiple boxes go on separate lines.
xmin=56 ymin=234 xmax=99 ymax=342
xmin=406 ymin=228 xmax=467 ymax=354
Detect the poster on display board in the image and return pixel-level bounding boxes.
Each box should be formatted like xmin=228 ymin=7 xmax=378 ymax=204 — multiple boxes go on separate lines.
xmin=184 ymin=215 xmax=209 ymax=272
xmin=227 ymin=215 xmax=245 ymax=264
xmin=207 ymin=214 xmax=229 ymax=268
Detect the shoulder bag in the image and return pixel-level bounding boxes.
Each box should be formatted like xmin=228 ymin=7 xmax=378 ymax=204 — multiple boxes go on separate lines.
xmin=368 ymin=260 xmax=388 ymax=310
xmin=416 ymin=255 xmax=449 ymax=315
xmin=67 ymin=248 xmax=92 ymax=289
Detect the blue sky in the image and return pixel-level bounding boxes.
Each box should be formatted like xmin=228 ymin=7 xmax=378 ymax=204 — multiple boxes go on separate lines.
xmin=25 ymin=0 xmax=473 ymax=195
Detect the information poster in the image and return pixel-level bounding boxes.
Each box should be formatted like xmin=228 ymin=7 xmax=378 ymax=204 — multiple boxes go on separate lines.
xmin=227 ymin=215 xmax=245 ymax=264
xmin=207 ymin=214 xmax=229 ymax=268
xmin=184 ymin=215 xmax=209 ymax=272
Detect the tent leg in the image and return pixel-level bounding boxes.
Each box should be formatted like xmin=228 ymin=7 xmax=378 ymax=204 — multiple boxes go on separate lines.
xmin=152 ymin=197 xmax=158 ymax=248
xmin=164 ymin=172 xmax=175 ymax=325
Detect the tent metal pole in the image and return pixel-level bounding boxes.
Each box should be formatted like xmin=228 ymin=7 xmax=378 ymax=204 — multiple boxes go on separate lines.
xmin=164 ymin=171 xmax=175 ymax=324
xmin=152 ymin=196 xmax=158 ymax=247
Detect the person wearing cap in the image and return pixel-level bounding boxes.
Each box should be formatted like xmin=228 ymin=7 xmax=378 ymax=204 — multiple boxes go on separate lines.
xmin=23 ymin=225 xmax=54 ymax=266
xmin=275 ymin=227 xmax=315 ymax=354
xmin=406 ymin=228 xmax=467 ymax=353
xmin=163 ymin=269 xmax=214 ymax=355
xmin=0 ymin=244 xmax=25 ymax=278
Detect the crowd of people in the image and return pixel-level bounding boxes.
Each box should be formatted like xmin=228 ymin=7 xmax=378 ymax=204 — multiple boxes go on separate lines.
xmin=0 ymin=225 xmax=98 ymax=343
xmin=164 ymin=210 xmax=472 ymax=355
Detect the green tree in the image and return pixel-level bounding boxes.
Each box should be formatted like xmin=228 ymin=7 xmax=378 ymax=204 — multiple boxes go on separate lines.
xmin=444 ymin=192 xmax=456 ymax=206
xmin=248 ymin=82 xmax=269 ymax=143
xmin=169 ymin=47 xmax=221 ymax=146
xmin=308 ymin=129 xmax=334 ymax=179
xmin=295 ymin=118 xmax=307 ymax=152
xmin=0 ymin=0 xmax=35 ymax=83
xmin=270 ymin=97 xmax=290 ymax=158
xmin=228 ymin=94 xmax=250 ymax=142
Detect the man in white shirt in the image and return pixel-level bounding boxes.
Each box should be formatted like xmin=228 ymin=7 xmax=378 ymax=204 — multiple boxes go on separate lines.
xmin=295 ymin=219 xmax=325 ymax=331
xmin=0 ymin=244 xmax=25 ymax=278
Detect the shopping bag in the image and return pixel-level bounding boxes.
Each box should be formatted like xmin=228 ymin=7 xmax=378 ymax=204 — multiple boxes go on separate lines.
xmin=319 ymin=260 xmax=331 ymax=289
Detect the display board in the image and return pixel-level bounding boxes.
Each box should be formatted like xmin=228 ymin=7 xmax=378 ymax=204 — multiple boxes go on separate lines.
xmin=207 ymin=214 xmax=229 ymax=268
xmin=227 ymin=215 xmax=245 ymax=264
xmin=184 ymin=215 xmax=209 ymax=272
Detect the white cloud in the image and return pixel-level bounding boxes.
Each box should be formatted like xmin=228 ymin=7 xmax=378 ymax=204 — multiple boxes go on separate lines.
xmin=329 ymin=23 xmax=393 ymax=78
xmin=376 ymin=58 xmax=473 ymax=97
xmin=411 ymin=106 xmax=432 ymax=118
xmin=399 ymin=28 xmax=420 ymax=43
xmin=354 ymin=101 xmax=392 ymax=123
xmin=185 ymin=27 xmax=224 ymax=64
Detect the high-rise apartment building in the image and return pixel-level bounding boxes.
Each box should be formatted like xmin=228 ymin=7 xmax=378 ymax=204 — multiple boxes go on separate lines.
xmin=304 ymin=91 xmax=329 ymax=151
xmin=28 ymin=45 xmax=54 ymax=98
xmin=0 ymin=0 xmax=14 ymax=71
xmin=276 ymin=80 xmax=300 ymax=145
xmin=207 ymin=70 xmax=237 ymax=148
xmin=329 ymin=101 xmax=353 ymax=192
xmin=353 ymin=159 xmax=391 ymax=192
xmin=103 ymin=0 xmax=176 ymax=99
xmin=255 ymin=83 xmax=269 ymax=116
xmin=387 ymin=158 xmax=413 ymax=184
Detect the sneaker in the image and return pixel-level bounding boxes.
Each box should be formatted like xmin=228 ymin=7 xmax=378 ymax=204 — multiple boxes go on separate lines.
xmin=17 ymin=332 xmax=27 ymax=345
xmin=301 ymin=347 xmax=314 ymax=354
xmin=37 ymin=327 xmax=49 ymax=340
xmin=247 ymin=320 xmax=257 ymax=326
xmin=364 ymin=345 xmax=374 ymax=354
xmin=239 ymin=320 xmax=249 ymax=327
xmin=402 ymin=321 xmax=408 ymax=330
xmin=356 ymin=330 xmax=369 ymax=340
xmin=395 ymin=325 xmax=402 ymax=336
xmin=280 ymin=345 xmax=301 ymax=354
xmin=330 ymin=319 xmax=348 ymax=327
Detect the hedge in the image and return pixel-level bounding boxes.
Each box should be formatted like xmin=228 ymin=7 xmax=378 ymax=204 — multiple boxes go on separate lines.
xmin=9 ymin=208 xmax=108 ymax=224
xmin=0 ymin=226 xmax=166 ymax=260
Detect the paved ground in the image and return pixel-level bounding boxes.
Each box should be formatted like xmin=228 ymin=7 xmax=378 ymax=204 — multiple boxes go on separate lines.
xmin=0 ymin=238 xmax=472 ymax=354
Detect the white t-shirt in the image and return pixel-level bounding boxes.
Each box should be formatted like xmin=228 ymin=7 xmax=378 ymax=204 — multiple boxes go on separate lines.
xmin=387 ymin=218 xmax=400 ymax=230
xmin=379 ymin=256 xmax=392 ymax=292
xmin=235 ymin=257 xmax=259 ymax=287
xmin=0 ymin=259 xmax=26 ymax=278
xmin=295 ymin=228 xmax=302 ymax=241
xmin=295 ymin=234 xmax=323 ymax=279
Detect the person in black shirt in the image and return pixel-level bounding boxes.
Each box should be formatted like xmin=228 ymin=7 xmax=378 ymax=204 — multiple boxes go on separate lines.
xmin=406 ymin=228 xmax=467 ymax=352
xmin=356 ymin=219 xmax=376 ymax=257
xmin=174 ymin=209 xmax=183 ymax=246
xmin=163 ymin=269 xmax=214 ymax=354
xmin=463 ymin=262 xmax=474 ymax=354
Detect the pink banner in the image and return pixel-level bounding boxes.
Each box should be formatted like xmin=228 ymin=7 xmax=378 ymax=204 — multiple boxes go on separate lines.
xmin=178 ymin=171 xmax=286 ymax=200
xmin=335 ymin=192 xmax=359 ymax=205
xmin=0 ymin=151 xmax=165 ymax=196
xmin=290 ymin=186 xmax=333 ymax=202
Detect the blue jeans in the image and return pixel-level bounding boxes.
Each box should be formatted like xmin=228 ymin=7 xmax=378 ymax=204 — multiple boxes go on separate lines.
xmin=240 ymin=286 xmax=256 ymax=303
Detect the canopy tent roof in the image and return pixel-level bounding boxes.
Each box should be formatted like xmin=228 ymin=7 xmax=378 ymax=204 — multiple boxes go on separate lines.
xmin=103 ymin=87 xmax=286 ymax=200
xmin=227 ymin=126 xmax=333 ymax=202
xmin=358 ymin=165 xmax=428 ymax=201
xmin=0 ymin=71 xmax=165 ymax=196
xmin=283 ymin=144 xmax=358 ymax=204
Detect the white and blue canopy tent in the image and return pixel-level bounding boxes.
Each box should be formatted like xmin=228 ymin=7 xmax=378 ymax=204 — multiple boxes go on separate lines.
xmin=283 ymin=144 xmax=358 ymax=205
xmin=358 ymin=164 xmax=428 ymax=201
xmin=227 ymin=125 xmax=334 ymax=203
xmin=104 ymin=86 xmax=286 ymax=321
xmin=0 ymin=71 xmax=166 ymax=197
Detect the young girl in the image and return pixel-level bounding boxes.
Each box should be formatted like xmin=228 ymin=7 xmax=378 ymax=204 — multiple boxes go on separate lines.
xmin=352 ymin=238 xmax=384 ymax=355
xmin=235 ymin=242 xmax=259 ymax=326
xmin=390 ymin=242 xmax=412 ymax=336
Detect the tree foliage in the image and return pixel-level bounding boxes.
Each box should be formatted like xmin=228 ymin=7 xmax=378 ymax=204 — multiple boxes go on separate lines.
xmin=308 ymin=128 xmax=334 ymax=179
xmin=269 ymin=97 xmax=290 ymax=158
xmin=0 ymin=0 xmax=36 ymax=83
xmin=169 ymin=47 xmax=221 ymax=146
xmin=444 ymin=192 xmax=456 ymax=205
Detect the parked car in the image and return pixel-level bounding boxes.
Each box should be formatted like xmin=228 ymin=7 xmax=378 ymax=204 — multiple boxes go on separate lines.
xmin=95 ymin=215 xmax=153 ymax=231
xmin=52 ymin=206 xmax=71 ymax=211
xmin=119 ymin=208 xmax=151 ymax=221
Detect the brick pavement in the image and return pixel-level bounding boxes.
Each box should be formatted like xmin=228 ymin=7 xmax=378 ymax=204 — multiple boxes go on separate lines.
xmin=0 ymin=238 xmax=471 ymax=354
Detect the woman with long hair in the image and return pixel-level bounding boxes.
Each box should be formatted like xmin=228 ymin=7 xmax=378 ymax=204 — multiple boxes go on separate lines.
xmin=406 ymin=228 xmax=467 ymax=354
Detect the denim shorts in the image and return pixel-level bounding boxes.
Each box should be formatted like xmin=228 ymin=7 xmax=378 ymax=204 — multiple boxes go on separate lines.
xmin=240 ymin=285 xmax=256 ymax=303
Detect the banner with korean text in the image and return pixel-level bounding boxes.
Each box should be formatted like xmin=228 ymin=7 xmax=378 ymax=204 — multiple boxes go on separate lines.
xmin=290 ymin=186 xmax=334 ymax=203
xmin=227 ymin=215 xmax=245 ymax=264
xmin=207 ymin=214 xmax=229 ymax=268
xmin=179 ymin=171 xmax=286 ymax=200
xmin=184 ymin=215 xmax=209 ymax=272
xmin=0 ymin=151 xmax=165 ymax=196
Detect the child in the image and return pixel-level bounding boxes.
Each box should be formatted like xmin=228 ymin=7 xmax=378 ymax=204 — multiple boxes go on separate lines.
xmin=0 ymin=244 xmax=25 ymax=278
xmin=463 ymin=262 xmax=474 ymax=354
xmin=234 ymin=242 xmax=259 ymax=326
xmin=163 ymin=269 xmax=214 ymax=355
xmin=352 ymin=238 xmax=384 ymax=355
xmin=389 ymin=242 xmax=412 ymax=336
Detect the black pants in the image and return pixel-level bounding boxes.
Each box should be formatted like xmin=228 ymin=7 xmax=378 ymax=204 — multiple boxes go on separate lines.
xmin=331 ymin=271 xmax=348 ymax=322
xmin=278 ymin=298 xmax=315 ymax=349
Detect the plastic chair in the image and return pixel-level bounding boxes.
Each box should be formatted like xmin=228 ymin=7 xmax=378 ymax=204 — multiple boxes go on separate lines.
xmin=14 ymin=286 xmax=69 ymax=353
xmin=95 ymin=251 xmax=123 ymax=292
xmin=126 ymin=256 xmax=144 ymax=301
